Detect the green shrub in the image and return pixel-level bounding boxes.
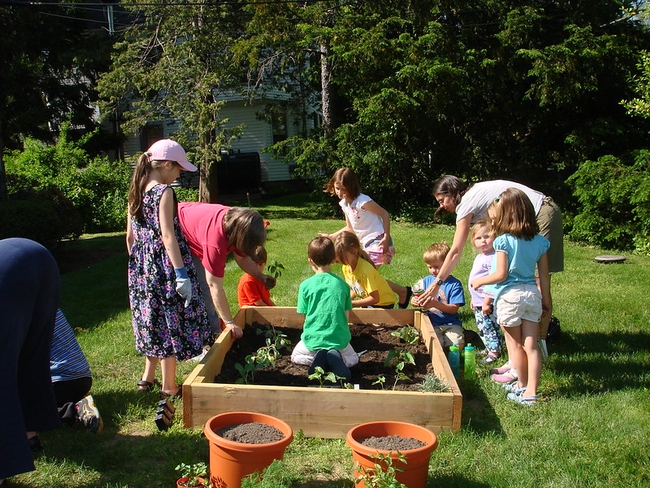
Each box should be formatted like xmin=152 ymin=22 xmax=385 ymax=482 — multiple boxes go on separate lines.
xmin=69 ymin=157 xmax=130 ymax=233
xmin=174 ymin=187 xmax=199 ymax=202
xmin=0 ymin=199 xmax=64 ymax=246
xmin=3 ymin=173 xmax=84 ymax=241
xmin=567 ymin=150 xmax=650 ymax=252
xmin=5 ymin=125 xmax=130 ymax=235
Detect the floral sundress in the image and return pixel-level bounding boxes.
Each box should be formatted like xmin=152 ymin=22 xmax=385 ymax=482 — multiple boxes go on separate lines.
xmin=127 ymin=184 xmax=211 ymax=360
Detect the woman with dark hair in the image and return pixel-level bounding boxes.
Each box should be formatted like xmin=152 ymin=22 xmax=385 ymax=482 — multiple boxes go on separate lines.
xmin=416 ymin=175 xmax=563 ymax=350
xmin=177 ymin=203 xmax=276 ymax=339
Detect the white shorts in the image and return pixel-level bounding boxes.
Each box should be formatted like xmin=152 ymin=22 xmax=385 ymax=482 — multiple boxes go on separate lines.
xmin=435 ymin=324 xmax=465 ymax=348
xmin=291 ymin=340 xmax=359 ymax=367
xmin=495 ymin=284 xmax=542 ymax=328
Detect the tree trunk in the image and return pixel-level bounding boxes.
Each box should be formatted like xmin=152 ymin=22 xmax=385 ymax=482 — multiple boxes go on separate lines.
xmin=199 ymin=156 xmax=213 ymax=203
xmin=0 ymin=128 xmax=7 ymax=201
xmin=320 ymin=41 xmax=334 ymax=138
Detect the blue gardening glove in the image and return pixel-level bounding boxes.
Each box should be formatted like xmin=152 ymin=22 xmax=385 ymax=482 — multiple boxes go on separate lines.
xmin=174 ymin=267 xmax=192 ymax=307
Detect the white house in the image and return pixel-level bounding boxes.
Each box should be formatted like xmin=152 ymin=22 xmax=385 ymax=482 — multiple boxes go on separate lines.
xmin=118 ymin=89 xmax=317 ymax=196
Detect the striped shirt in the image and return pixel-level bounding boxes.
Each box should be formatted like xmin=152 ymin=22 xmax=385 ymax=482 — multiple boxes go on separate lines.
xmin=50 ymin=309 xmax=91 ymax=383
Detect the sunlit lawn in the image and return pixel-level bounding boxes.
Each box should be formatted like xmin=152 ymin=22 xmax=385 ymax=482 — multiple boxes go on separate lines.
xmin=12 ymin=193 xmax=650 ymax=488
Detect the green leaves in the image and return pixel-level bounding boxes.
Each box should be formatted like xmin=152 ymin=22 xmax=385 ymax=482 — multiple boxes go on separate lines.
xmin=568 ymin=150 xmax=650 ymax=253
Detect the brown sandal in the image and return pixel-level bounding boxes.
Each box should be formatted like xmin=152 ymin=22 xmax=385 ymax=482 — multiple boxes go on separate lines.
xmin=137 ymin=380 xmax=156 ymax=393
xmin=160 ymin=386 xmax=182 ymax=399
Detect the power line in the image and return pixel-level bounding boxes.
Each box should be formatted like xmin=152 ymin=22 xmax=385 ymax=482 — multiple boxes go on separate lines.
xmin=3 ymin=0 xmax=335 ymax=6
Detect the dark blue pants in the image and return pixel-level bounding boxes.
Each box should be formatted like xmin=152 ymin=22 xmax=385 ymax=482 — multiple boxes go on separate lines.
xmin=0 ymin=238 xmax=61 ymax=479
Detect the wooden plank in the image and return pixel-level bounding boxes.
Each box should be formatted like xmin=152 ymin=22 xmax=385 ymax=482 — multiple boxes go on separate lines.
xmin=244 ymin=306 xmax=415 ymax=328
xmin=184 ymin=383 xmax=458 ymax=437
xmin=419 ymin=314 xmax=463 ymax=431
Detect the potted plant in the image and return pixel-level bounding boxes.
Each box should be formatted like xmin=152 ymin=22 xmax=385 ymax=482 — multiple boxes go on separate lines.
xmin=346 ymin=421 xmax=438 ymax=488
xmin=175 ymin=462 xmax=209 ymax=488
xmin=203 ymin=411 xmax=293 ymax=488
xmin=355 ymin=452 xmax=408 ymax=488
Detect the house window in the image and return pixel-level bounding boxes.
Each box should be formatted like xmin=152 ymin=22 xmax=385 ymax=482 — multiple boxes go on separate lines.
xmin=141 ymin=125 xmax=164 ymax=151
xmin=271 ymin=110 xmax=287 ymax=144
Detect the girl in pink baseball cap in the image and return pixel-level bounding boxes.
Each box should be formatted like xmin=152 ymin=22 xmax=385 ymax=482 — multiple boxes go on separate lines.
xmin=126 ymin=139 xmax=210 ymax=399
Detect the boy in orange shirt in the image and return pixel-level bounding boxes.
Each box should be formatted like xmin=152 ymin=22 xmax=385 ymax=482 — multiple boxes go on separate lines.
xmin=237 ymin=247 xmax=276 ymax=307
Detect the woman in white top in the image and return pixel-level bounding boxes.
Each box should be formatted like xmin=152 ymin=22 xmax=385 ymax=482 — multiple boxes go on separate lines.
xmin=415 ymin=175 xmax=563 ymax=341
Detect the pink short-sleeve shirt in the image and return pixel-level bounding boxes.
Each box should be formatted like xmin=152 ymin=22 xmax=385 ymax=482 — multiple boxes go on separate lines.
xmin=177 ymin=202 xmax=243 ymax=278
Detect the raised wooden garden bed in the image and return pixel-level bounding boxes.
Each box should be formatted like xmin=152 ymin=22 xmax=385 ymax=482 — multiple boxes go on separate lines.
xmin=182 ymin=307 xmax=462 ymax=438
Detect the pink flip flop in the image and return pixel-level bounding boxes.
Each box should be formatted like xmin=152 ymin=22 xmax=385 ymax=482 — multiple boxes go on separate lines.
xmin=490 ymin=361 xmax=511 ymax=375
xmin=490 ymin=369 xmax=517 ymax=384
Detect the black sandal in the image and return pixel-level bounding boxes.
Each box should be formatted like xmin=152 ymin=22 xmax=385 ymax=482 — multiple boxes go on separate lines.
xmin=137 ymin=380 xmax=155 ymax=393
xmin=160 ymin=386 xmax=182 ymax=400
xmin=398 ymin=286 xmax=413 ymax=309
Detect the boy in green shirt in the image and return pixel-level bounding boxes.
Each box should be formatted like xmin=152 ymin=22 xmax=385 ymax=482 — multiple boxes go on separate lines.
xmin=291 ymin=237 xmax=358 ymax=381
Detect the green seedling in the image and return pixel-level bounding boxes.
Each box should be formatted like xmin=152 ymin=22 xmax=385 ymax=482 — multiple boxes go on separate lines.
xmin=372 ymin=375 xmax=387 ymax=390
xmin=390 ymin=325 xmax=420 ymax=345
xmin=384 ymin=349 xmax=416 ymax=390
xmin=235 ymin=354 xmax=259 ymax=384
xmin=256 ymin=338 xmax=280 ymax=368
xmin=257 ymin=323 xmax=292 ymax=352
xmin=354 ymin=452 xmax=408 ymax=488
xmin=308 ymin=366 xmax=347 ymax=387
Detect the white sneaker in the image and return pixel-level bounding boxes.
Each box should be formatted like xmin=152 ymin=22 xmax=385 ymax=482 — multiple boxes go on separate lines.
xmin=75 ymin=394 xmax=103 ymax=433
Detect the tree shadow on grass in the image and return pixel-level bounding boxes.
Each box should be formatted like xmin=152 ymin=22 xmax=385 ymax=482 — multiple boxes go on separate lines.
xmin=458 ymin=376 xmax=505 ymax=437
xmin=543 ymin=330 xmax=650 ymax=397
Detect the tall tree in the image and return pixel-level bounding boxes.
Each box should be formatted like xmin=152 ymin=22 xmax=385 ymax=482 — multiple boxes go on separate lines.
xmin=238 ymin=1 xmax=650 ymax=210
xmin=97 ymin=1 xmax=248 ymax=202
xmin=0 ymin=2 xmax=112 ymax=200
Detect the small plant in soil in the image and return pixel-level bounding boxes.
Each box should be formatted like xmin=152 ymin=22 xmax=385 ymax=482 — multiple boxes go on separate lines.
xmin=372 ymin=374 xmax=387 ymax=390
xmin=255 ymin=340 xmax=281 ymax=368
xmin=175 ymin=462 xmax=210 ymax=488
xmin=256 ymin=324 xmax=292 ymax=353
xmin=384 ymin=349 xmax=416 ymax=389
xmin=234 ymin=354 xmax=259 ymax=384
xmin=355 ymin=452 xmax=408 ymax=488
xmin=235 ymin=325 xmax=293 ymax=383
xmin=308 ymin=366 xmax=350 ymax=388
xmin=390 ymin=325 xmax=420 ymax=345
xmin=418 ymin=373 xmax=451 ymax=393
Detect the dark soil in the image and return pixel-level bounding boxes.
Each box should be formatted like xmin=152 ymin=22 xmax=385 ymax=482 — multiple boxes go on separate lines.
xmin=359 ymin=435 xmax=426 ymax=451
xmin=216 ymin=422 xmax=285 ymax=444
xmin=214 ymin=322 xmax=433 ymax=391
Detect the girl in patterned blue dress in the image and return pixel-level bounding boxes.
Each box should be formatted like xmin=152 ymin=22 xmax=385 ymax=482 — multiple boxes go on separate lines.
xmin=126 ymin=139 xmax=211 ymax=399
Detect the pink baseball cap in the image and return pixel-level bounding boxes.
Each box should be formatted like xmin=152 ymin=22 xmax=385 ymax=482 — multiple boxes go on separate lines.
xmin=147 ymin=139 xmax=198 ymax=172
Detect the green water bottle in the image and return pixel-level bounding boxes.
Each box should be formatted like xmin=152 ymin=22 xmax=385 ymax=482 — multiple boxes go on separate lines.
xmin=464 ymin=343 xmax=476 ymax=379
xmin=448 ymin=345 xmax=460 ymax=378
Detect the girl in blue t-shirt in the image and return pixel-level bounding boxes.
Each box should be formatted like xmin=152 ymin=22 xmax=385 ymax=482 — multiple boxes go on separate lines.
xmin=471 ymin=188 xmax=550 ymax=406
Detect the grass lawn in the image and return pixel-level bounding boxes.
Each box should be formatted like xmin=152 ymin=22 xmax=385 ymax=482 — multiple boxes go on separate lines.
xmin=12 ymin=193 xmax=650 ymax=487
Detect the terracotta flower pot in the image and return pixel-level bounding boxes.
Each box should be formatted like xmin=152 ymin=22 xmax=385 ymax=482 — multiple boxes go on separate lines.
xmin=176 ymin=476 xmax=206 ymax=488
xmin=346 ymin=421 xmax=438 ymax=488
xmin=204 ymin=411 xmax=293 ymax=488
